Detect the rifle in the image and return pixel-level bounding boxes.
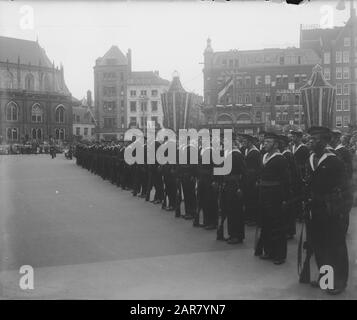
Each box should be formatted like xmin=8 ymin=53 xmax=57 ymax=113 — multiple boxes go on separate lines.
xmin=162 ymin=184 xmax=168 ymax=209
xmin=216 ymin=182 xmax=225 ymax=241
xmin=193 ymin=179 xmax=201 ymax=227
xmin=298 ymin=199 xmax=313 ymax=284
xmin=161 ymin=166 xmax=168 ymax=210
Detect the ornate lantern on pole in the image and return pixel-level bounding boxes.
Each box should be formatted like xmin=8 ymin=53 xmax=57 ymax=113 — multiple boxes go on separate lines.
xmin=300 ymin=64 xmax=335 ymax=128
xmin=161 ymin=71 xmax=194 ymax=132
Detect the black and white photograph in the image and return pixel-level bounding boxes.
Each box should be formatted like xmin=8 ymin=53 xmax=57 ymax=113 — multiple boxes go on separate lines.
xmin=0 ymin=0 xmax=356 ymax=303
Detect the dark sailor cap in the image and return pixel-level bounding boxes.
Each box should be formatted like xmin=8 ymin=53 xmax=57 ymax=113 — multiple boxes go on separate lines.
xmin=307 ymin=126 xmax=331 ymax=136
xmin=277 ymin=134 xmax=290 ymax=145
xmin=236 ymin=133 xmax=255 ymax=142
xmin=289 ymin=129 xmax=303 ymax=137
xmin=263 ymin=131 xmax=279 ymax=140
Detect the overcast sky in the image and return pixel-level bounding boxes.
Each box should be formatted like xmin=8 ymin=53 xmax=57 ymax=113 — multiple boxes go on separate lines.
xmin=0 ymin=0 xmax=352 ymax=99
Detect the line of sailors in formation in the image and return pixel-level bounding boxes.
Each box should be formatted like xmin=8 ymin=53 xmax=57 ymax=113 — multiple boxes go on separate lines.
xmin=74 ymin=127 xmax=353 ymax=295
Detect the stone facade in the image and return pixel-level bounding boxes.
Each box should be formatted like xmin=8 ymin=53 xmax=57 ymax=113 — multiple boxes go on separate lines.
xmin=202 ymin=38 xmax=321 ymax=133
xmin=0 ymin=36 xmax=73 ymax=144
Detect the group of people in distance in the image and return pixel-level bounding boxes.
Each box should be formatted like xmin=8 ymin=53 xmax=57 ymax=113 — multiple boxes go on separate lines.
xmin=74 ymin=125 xmax=354 ymax=295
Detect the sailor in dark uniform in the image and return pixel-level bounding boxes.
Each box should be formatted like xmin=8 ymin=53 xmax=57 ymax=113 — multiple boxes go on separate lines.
xmin=161 ymin=138 xmax=176 ymax=211
xmin=325 ymin=130 xmax=339 ymax=154
xmin=239 ymin=134 xmax=261 ymax=226
xmin=278 ymin=134 xmax=296 ymax=239
xmin=258 ymin=131 xmax=266 ymax=156
xmin=291 ymin=129 xmax=310 ymax=222
xmin=151 ymin=139 xmax=165 ymax=204
xmin=334 ymin=132 xmax=353 ymax=179
xmin=197 ymin=143 xmax=218 ymax=229
xmin=334 ymin=132 xmax=354 ymax=234
xmin=305 ymin=126 xmax=349 ymax=294
xmin=258 ymin=132 xmax=290 ymax=264
xmin=180 ymin=141 xmax=198 ymax=220
xmin=220 ymin=134 xmax=247 ymax=244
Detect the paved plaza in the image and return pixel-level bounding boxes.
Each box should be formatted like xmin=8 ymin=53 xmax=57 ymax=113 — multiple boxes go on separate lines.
xmin=0 ymin=154 xmax=356 ymax=299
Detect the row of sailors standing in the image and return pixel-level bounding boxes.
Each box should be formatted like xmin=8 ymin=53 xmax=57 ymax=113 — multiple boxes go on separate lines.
xmin=74 ymin=127 xmax=353 ymax=294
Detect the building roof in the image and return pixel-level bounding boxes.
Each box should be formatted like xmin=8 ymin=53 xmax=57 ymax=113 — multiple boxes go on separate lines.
xmin=96 ymin=45 xmax=128 ymax=66
xmin=211 ymin=47 xmax=321 ymax=67
xmin=168 ymin=74 xmax=186 ymax=92
xmin=127 ymin=71 xmax=170 ymax=86
xmin=73 ymin=105 xmax=96 ymax=125
xmin=300 ymin=26 xmax=343 ymax=42
xmin=0 ymin=36 xmax=52 ymax=67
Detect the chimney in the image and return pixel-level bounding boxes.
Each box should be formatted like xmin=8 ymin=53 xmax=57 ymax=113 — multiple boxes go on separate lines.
xmin=87 ymin=90 xmax=92 ymax=107
xmin=127 ymin=49 xmax=132 ymax=74
xmin=154 ymin=70 xmax=159 ymax=76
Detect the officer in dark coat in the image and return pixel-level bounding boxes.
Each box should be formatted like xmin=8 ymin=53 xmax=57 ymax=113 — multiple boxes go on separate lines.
xmin=305 ymin=126 xmax=349 ymax=294
xmin=258 ymin=132 xmax=290 ymax=265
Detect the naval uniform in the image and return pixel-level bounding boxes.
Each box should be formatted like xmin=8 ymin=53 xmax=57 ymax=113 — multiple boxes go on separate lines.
xmin=221 ymin=148 xmax=247 ymax=242
xmin=282 ymin=148 xmax=297 ymax=238
xmin=259 ymin=151 xmax=290 ymax=262
xmin=244 ymin=145 xmax=262 ymax=225
xmin=292 ymin=143 xmax=310 ymax=221
xmin=306 ymin=150 xmax=349 ymax=291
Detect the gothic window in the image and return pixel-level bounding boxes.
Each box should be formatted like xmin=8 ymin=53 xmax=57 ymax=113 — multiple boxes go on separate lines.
xmin=6 ymin=128 xmax=18 ymax=140
xmin=55 ymin=105 xmax=65 ymax=123
xmin=6 ymin=102 xmax=18 ymax=121
xmin=31 ymin=104 xmax=43 ymax=122
xmin=55 ymin=128 xmax=65 ymax=140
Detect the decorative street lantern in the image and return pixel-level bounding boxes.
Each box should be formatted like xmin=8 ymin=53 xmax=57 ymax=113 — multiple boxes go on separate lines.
xmin=161 ymin=71 xmax=194 ymax=132
xmin=300 ymin=64 xmax=335 ymax=128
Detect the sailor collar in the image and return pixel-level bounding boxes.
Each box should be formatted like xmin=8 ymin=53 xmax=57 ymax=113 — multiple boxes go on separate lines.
xmin=225 ymin=148 xmax=241 ymax=158
xmin=309 ymin=151 xmax=336 ymax=171
xmin=282 ymin=149 xmax=292 ymax=155
xmin=245 ymin=145 xmax=259 ymax=157
xmin=292 ymin=143 xmax=305 ymax=154
xmin=335 ymin=144 xmax=345 ymax=151
xmin=262 ymin=152 xmax=282 ymax=166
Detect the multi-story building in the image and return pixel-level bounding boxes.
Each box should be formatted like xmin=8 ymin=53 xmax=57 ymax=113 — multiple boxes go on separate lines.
xmin=0 ymin=36 xmax=73 ymax=144
xmin=127 ymin=71 xmax=169 ymax=130
xmin=94 ymin=46 xmax=172 ymax=140
xmin=73 ymin=90 xmax=96 ymax=141
xmin=94 ymin=46 xmax=131 ymax=140
xmin=202 ymin=38 xmax=321 ymax=134
xmin=300 ymin=11 xmax=357 ymax=130
xmin=187 ymin=93 xmax=205 ymax=129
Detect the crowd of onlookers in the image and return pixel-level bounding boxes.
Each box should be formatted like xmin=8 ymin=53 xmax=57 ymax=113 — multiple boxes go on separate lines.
xmin=0 ymin=142 xmax=65 ymax=155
